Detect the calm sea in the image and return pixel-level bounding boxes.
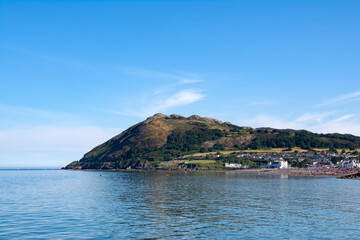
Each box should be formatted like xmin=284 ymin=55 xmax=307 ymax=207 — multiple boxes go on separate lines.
xmin=0 ymin=170 xmax=359 ymax=239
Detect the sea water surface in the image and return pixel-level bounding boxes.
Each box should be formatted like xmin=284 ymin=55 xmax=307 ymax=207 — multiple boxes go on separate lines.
xmin=0 ymin=170 xmax=359 ymax=239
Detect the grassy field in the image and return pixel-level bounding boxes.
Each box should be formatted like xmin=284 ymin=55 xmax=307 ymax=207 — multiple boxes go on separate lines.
xmin=183 ymin=160 xmax=216 ymax=164
xmin=184 ymin=147 xmax=360 ymax=157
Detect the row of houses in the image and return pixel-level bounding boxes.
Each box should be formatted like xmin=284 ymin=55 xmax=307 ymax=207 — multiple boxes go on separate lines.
xmin=225 ymin=158 xmax=289 ymax=169
xmin=225 ymin=158 xmax=360 ymax=169
xmin=225 ymin=159 xmax=360 ymax=169
xmin=186 ymin=149 xmax=360 ymax=169
xmin=339 ymin=160 xmax=360 ymax=168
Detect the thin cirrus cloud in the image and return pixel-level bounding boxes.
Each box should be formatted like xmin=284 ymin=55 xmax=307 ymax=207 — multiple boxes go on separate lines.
xmin=179 ymin=78 xmax=204 ymax=84
xmin=239 ymin=112 xmax=360 ymax=136
xmin=120 ymin=67 xmax=180 ymax=80
xmin=292 ymin=112 xmax=334 ymax=124
xmin=316 ymin=90 xmax=360 ymax=107
xmin=120 ymin=66 xmax=204 ymax=84
xmin=111 ymin=89 xmax=206 ymax=118
xmin=3 ymin=44 xmax=92 ymax=69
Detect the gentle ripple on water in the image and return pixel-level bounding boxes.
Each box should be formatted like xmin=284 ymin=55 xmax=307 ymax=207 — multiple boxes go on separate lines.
xmin=0 ymin=170 xmax=359 ymax=239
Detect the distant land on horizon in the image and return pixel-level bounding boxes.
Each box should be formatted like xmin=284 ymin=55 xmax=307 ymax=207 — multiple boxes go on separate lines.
xmin=63 ymin=113 xmax=360 ymax=170
xmin=0 ymin=168 xmax=59 ymax=170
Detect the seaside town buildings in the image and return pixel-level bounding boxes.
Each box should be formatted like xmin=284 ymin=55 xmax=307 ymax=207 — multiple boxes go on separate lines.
xmin=182 ymin=150 xmax=360 ymax=169
xmin=339 ymin=160 xmax=360 ymax=168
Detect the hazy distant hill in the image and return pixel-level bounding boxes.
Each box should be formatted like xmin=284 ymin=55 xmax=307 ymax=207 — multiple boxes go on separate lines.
xmin=64 ymin=113 xmax=360 ymax=170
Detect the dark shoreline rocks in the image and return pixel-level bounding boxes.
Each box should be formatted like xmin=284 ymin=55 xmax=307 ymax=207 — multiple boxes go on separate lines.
xmin=338 ymin=172 xmax=360 ymax=179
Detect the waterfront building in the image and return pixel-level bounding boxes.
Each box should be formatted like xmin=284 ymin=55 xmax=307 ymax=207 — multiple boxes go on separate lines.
xmin=267 ymin=159 xmax=288 ymax=169
xmin=225 ymin=163 xmax=242 ymax=168
xmin=339 ymin=160 xmax=360 ymax=168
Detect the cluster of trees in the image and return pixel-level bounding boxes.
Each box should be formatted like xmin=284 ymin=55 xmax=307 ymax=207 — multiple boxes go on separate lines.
xmin=287 ymin=158 xmax=310 ymax=168
xmin=248 ymin=130 xmax=359 ymax=150
xmin=165 ymin=129 xmax=225 ymax=151
xmin=88 ymin=129 xmax=227 ymax=166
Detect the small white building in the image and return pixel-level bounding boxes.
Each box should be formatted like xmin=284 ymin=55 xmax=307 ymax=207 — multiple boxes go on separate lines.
xmin=267 ymin=160 xmax=288 ymax=169
xmin=225 ymin=163 xmax=242 ymax=168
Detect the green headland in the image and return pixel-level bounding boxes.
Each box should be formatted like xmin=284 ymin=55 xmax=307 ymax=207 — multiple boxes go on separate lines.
xmin=63 ymin=113 xmax=360 ymax=171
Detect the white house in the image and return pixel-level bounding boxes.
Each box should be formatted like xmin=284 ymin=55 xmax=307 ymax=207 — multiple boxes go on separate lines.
xmin=267 ymin=160 xmax=288 ymax=169
xmin=225 ymin=163 xmax=242 ymax=168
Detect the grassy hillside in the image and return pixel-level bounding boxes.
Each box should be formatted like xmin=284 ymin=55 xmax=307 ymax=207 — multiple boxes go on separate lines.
xmin=64 ymin=113 xmax=360 ymax=170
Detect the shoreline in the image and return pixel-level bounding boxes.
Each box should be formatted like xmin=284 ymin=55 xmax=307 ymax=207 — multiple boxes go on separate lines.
xmin=257 ymin=168 xmax=360 ymax=178
xmin=63 ymin=167 xmax=360 ymax=178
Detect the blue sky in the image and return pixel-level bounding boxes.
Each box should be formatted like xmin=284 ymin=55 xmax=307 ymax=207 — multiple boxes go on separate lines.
xmin=1 ymin=1 xmax=359 ymax=168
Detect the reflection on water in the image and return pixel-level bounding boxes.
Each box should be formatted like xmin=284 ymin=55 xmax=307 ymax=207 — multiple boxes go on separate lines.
xmin=0 ymin=170 xmax=359 ymax=239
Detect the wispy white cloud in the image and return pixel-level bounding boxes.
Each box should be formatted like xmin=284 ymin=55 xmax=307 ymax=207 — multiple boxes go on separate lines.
xmin=158 ymin=89 xmax=205 ymax=109
xmin=179 ymin=78 xmax=203 ymax=84
xmin=239 ymin=112 xmax=360 ymax=136
xmin=2 ymin=44 xmax=91 ymax=69
xmin=106 ymin=67 xmax=206 ymax=118
xmin=239 ymin=114 xmax=298 ymax=129
xmin=120 ymin=67 xmax=180 ymax=80
xmin=111 ymin=89 xmax=206 ymax=118
xmin=292 ymin=112 xmax=334 ymax=124
xmin=316 ymin=90 xmax=360 ymax=107
xmin=314 ymin=116 xmax=360 ymax=135
xmin=120 ymin=66 xmax=205 ymax=84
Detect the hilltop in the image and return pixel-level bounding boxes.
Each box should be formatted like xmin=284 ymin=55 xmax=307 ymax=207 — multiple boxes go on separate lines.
xmin=64 ymin=113 xmax=360 ymax=170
